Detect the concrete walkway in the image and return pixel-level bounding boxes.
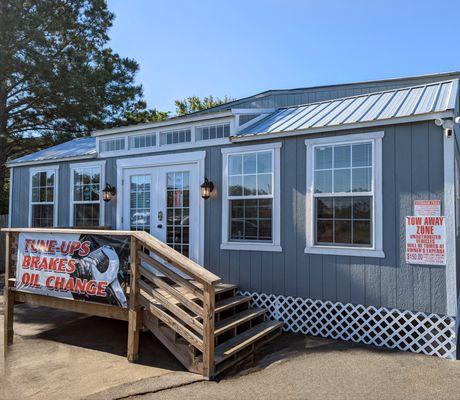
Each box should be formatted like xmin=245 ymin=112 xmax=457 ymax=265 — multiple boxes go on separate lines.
xmin=134 ymin=334 xmax=460 ymax=400
xmin=0 ymin=286 xmax=202 ymax=400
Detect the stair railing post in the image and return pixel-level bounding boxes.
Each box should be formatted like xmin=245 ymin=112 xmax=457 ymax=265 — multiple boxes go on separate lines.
xmin=3 ymin=232 xmax=15 ymax=357
xmin=127 ymin=235 xmax=142 ymax=362
xmin=202 ymin=283 xmax=215 ymax=379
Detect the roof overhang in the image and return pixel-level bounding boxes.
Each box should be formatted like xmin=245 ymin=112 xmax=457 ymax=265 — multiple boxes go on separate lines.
xmin=231 ymin=111 xmax=455 ymax=142
xmin=6 ymin=153 xmax=97 ymax=168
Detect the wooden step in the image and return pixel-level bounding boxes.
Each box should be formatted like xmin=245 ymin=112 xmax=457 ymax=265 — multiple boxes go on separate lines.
xmin=215 ymin=296 xmax=251 ymax=313
xmin=214 ymin=320 xmax=283 ymax=364
xmin=215 ymin=308 xmax=266 ymax=336
xmin=146 ymin=282 xmax=237 ymax=305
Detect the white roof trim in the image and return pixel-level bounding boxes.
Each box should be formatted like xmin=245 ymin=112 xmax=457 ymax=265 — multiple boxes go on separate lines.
xmin=91 ymin=110 xmax=234 ymax=137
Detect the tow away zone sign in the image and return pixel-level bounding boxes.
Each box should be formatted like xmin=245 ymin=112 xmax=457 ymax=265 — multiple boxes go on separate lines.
xmin=405 ymin=216 xmax=446 ymax=265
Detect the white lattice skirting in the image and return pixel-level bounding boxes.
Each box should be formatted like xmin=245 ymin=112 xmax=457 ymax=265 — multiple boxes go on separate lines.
xmin=237 ymin=290 xmax=457 ymax=359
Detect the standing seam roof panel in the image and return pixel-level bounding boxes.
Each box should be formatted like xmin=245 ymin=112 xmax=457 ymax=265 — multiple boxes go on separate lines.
xmin=238 ymin=79 xmax=458 ymax=136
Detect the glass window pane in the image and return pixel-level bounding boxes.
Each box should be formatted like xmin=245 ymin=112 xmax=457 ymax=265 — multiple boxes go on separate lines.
xmin=316 ymin=198 xmax=333 ymax=218
xmin=335 ymin=220 xmax=352 ymax=244
xmin=353 ymin=196 xmax=371 ymax=219
xmin=259 ymin=219 xmax=272 ymax=240
xmin=352 ymin=167 xmax=372 ymax=192
xmin=257 ymin=152 xmax=272 ymax=173
xmin=243 ymin=153 xmax=257 ymax=174
xmin=32 ymin=204 xmax=53 ymax=227
xmin=243 ymin=175 xmax=257 ymax=195
xmin=39 ymin=172 xmax=46 ymax=186
xmin=229 ymin=199 xmax=273 ymax=242
xmin=32 ymin=173 xmax=40 ymax=188
xmin=316 ymin=220 xmax=333 ymax=243
xmin=334 ymin=145 xmax=351 ymax=168
xmin=314 ymin=170 xmax=332 ymax=193
xmin=315 ymin=146 xmax=332 ymax=169
xmin=229 ymin=154 xmax=242 ymax=175
xmin=333 ymin=169 xmax=351 ymax=193
xmin=32 ymin=188 xmax=39 ymax=202
xmin=334 ymin=197 xmax=352 ymax=219
xmin=353 ymin=221 xmax=371 ymax=245
xmin=352 ymin=143 xmax=372 ymax=167
xmin=257 ymin=173 xmax=272 ymax=195
xmin=229 ymin=176 xmax=243 ymax=196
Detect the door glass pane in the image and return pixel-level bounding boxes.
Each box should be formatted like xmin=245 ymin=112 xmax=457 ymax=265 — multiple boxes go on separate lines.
xmin=130 ymin=175 xmax=151 ymax=233
xmin=166 ymin=171 xmax=190 ymax=257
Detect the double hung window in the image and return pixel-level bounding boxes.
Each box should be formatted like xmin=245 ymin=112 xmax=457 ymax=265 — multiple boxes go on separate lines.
xmin=221 ymin=143 xmax=281 ymax=252
xmin=30 ymin=167 xmax=58 ymax=227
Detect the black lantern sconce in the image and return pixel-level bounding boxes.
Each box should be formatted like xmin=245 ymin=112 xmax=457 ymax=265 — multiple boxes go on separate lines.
xmin=102 ymin=183 xmax=116 ymax=202
xmin=200 ymin=177 xmax=214 ymax=200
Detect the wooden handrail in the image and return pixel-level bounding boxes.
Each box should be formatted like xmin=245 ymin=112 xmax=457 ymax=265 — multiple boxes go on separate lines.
xmin=2 ymin=228 xmax=221 ymax=287
xmin=3 ymin=227 xmax=218 ymax=377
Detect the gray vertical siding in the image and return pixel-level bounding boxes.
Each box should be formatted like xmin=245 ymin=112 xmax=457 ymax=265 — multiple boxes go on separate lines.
xmin=9 ymin=121 xmax=448 ymax=315
xmin=204 ymin=122 xmax=447 ymax=315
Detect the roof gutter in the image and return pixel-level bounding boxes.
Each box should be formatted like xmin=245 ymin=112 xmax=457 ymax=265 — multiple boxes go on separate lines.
xmin=230 ymin=111 xmax=455 ymax=143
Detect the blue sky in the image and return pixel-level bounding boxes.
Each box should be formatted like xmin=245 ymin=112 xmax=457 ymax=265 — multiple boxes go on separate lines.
xmin=107 ymin=0 xmax=460 ymax=114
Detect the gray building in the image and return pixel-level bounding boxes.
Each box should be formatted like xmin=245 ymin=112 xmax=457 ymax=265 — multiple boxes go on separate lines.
xmin=8 ymin=71 xmax=460 ymax=359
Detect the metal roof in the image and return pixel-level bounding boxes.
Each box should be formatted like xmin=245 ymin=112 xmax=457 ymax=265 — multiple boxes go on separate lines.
xmin=238 ymin=79 xmax=458 ymax=137
xmin=8 ymin=137 xmax=97 ymax=166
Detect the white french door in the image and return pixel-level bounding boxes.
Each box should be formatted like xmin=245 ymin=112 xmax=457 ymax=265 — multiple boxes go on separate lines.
xmin=122 ymin=163 xmax=200 ymax=263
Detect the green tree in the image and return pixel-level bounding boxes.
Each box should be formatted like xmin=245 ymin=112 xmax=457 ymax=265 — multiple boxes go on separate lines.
xmin=175 ymin=95 xmax=233 ymax=116
xmin=0 ymin=0 xmax=147 ymax=214
xmin=119 ymin=100 xmax=169 ymax=125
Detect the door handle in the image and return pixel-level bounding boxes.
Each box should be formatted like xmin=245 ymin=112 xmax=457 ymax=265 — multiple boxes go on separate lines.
xmin=157 ymin=224 xmax=163 ymax=229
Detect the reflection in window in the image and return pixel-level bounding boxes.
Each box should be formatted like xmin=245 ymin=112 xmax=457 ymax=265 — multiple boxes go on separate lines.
xmin=130 ymin=175 xmax=151 ymax=233
xmin=73 ymin=166 xmax=101 ymax=227
xmin=31 ymin=170 xmax=56 ymax=227
xmin=314 ymin=142 xmax=373 ymax=247
xmin=227 ymin=150 xmax=273 ymax=242
xmin=166 ymin=172 xmax=190 ymax=257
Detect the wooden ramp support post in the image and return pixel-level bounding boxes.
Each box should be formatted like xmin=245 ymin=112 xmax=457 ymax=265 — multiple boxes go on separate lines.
xmin=127 ymin=236 xmax=142 ymax=362
xmin=202 ymin=283 xmax=216 ymax=379
xmin=3 ymin=232 xmax=15 ymax=356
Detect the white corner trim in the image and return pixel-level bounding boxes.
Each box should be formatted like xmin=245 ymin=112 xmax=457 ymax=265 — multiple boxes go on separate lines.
xmin=444 ymin=131 xmax=457 ymax=316
xmin=221 ymin=141 xmax=282 ymax=252
xmin=304 ymin=132 xmax=384 ymax=258
xmin=69 ymin=161 xmax=106 ymax=227
xmin=28 ymin=165 xmax=60 ymax=228
xmin=8 ymin=167 xmax=13 ymax=228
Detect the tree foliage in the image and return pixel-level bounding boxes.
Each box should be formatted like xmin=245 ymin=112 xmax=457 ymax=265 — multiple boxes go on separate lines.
xmin=0 ymin=0 xmax=146 ymax=213
xmin=175 ymin=95 xmax=233 ymax=116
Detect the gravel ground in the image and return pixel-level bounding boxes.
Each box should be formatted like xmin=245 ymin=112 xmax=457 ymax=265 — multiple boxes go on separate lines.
xmin=130 ymin=333 xmax=460 ymax=400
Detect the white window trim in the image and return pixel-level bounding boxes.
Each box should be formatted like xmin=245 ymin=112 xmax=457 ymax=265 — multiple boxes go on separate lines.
xmin=69 ymin=160 xmax=106 ymax=227
xmin=28 ymin=165 xmax=59 ymax=228
xmin=221 ymin=142 xmax=282 ymax=252
xmin=305 ymin=132 xmax=385 ymax=258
